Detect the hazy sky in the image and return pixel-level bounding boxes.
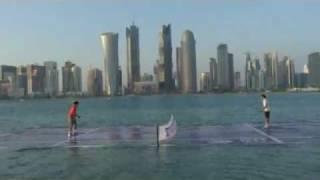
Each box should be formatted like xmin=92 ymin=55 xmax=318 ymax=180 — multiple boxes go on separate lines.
xmin=0 ymin=0 xmax=319 ymax=87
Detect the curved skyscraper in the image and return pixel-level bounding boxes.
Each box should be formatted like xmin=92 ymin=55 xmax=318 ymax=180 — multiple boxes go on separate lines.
xmin=180 ymin=30 xmax=197 ymax=93
xmin=101 ymin=33 xmax=120 ymax=96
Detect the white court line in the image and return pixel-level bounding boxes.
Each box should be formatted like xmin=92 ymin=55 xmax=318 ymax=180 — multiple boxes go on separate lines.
xmin=52 ymin=128 xmax=99 ymax=147
xmin=245 ymin=124 xmax=284 ymax=144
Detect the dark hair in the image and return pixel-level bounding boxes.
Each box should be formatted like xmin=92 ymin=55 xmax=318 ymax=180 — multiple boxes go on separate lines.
xmin=261 ymin=94 xmax=266 ymax=98
xmin=73 ymin=101 xmax=79 ymax=105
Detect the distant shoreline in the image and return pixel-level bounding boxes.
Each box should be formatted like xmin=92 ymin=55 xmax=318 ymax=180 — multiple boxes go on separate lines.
xmin=0 ymin=90 xmax=319 ymax=101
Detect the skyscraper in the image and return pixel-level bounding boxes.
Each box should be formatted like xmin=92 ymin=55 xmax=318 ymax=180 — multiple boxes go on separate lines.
xmin=271 ymin=52 xmax=279 ymax=89
xmin=44 ymin=61 xmax=59 ymax=96
xmin=209 ymin=58 xmax=218 ymax=90
xmin=246 ymin=53 xmax=263 ymax=91
xmin=180 ymin=30 xmax=197 ymax=93
xmin=0 ymin=65 xmax=17 ymax=95
xmin=264 ymin=52 xmax=278 ymax=90
xmin=308 ymin=52 xmax=320 ymax=87
xmin=156 ymin=24 xmax=174 ymax=92
xmin=71 ymin=65 xmax=82 ymax=92
xmin=176 ymin=47 xmax=182 ymax=91
xmin=200 ymin=72 xmax=210 ymax=92
xmin=87 ymin=68 xmax=103 ymax=96
xmin=245 ymin=52 xmax=252 ymax=89
xmin=62 ymin=61 xmax=82 ymax=93
xmin=287 ymin=59 xmax=295 ymax=88
xmin=228 ymin=53 xmax=234 ymax=90
xmin=126 ymin=24 xmax=140 ymax=93
xmin=217 ymin=44 xmax=232 ymax=90
xmin=264 ymin=53 xmax=273 ymax=89
xmin=278 ymin=56 xmax=295 ymax=89
xmin=16 ymin=66 xmax=27 ymax=96
xmin=26 ymin=64 xmax=46 ymax=96
xmin=234 ymin=72 xmax=241 ymax=90
xmin=101 ymin=32 xmax=120 ymax=96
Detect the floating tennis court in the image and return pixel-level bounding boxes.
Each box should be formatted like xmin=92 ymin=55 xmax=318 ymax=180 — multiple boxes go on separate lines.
xmin=0 ymin=122 xmax=319 ymax=152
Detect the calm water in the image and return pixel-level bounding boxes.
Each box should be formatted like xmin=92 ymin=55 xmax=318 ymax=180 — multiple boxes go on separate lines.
xmin=0 ymin=93 xmax=319 ymax=179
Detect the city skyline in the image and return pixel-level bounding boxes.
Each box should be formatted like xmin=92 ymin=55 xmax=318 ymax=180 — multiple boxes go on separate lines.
xmin=1 ymin=1 xmax=319 ymax=88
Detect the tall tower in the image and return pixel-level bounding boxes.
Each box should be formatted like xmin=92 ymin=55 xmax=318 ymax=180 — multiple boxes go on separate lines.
xmin=62 ymin=61 xmax=82 ymax=93
xmin=264 ymin=53 xmax=273 ymax=89
xmin=72 ymin=66 xmax=82 ymax=92
xmin=228 ymin=53 xmax=234 ymax=90
xmin=26 ymin=64 xmax=46 ymax=96
xmin=101 ymin=33 xmax=120 ymax=96
xmin=180 ymin=30 xmax=197 ymax=93
xmin=308 ymin=52 xmax=320 ymax=87
xmin=271 ymin=52 xmax=279 ymax=89
xmin=176 ymin=47 xmax=182 ymax=91
xmin=87 ymin=68 xmax=103 ymax=96
xmin=217 ymin=44 xmax=230 ymax=90
xmin=157 ymin=24 xmax=174 ymax=92
xmin=209 ymin=58 xmax=218 ymax=90
xmin=126 ymin=24 xmax=140 ymax=93
xmin=44 ymin=61 xmax=59 ymax=96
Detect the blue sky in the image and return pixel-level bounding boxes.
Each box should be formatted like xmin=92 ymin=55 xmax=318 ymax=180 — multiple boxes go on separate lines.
xmin=0 ymin=0 xmax=319 ymax=86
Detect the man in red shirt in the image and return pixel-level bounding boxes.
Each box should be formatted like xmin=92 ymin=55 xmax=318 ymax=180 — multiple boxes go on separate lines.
xmin=67 ymin=101 xmax=80 ymax=137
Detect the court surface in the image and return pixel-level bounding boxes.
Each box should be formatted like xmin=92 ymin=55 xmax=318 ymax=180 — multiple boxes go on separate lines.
xmin=0 ymin=122 xmax=319 ymax=152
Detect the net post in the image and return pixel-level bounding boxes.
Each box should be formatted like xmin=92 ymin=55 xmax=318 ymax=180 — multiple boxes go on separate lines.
xmin=156 ymin=124 xmax=160 ymax=148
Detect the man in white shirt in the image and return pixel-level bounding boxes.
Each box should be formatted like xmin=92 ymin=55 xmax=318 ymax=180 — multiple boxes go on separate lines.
xmin=261 ymin=94 xmax=271 ymax=128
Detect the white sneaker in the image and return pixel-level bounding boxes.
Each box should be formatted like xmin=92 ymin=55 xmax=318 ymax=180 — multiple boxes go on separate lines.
xmin=68 ymin=132 xmax=72 ymax=137
xmin=264 ymin=124 xmax=270 ymax=129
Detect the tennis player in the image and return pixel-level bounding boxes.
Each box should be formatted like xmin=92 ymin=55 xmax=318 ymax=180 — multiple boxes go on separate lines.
xmin=261 ymin=94 xmax=271 ymax=128
xmin=67 ymin=101 xmax=80 ymax=137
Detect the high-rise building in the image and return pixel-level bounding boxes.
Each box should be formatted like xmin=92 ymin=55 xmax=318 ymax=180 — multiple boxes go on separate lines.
xmin=234 ymin=72 xmax=241 ymax=90
xmin=156 ymin=24 xmax=174 ymax=92
xmin=209 ymin=58 xmax=218 ymax=90
xmin=200 ymin=72 xmax=210 ymax=92
xmin=87 ymin=68 xmax=103 ymax=96
xmin=278 ymin=57 xmax=288 ymax=89
xmin=287 ymin=58 xmax=295 ymax=88
xmin=264 ymin=52 xmax=278 ymax=89
xmin=26 ymin=64 xmax=46 ymax=96
xmin=245 ymin=53 xmax=252 ymax=89
xmin=295 ymin=73 xmax=308 ymax=88
xmin=62 ymin=61 xmax=73 ymax=93
xmin=180 ymin=30 xmax=197 ymax=93
xmin=217 ymin=44 xmax=232 ymax=90
xmin=117 ymin=66 xmax=122 ymax=95
xmin=44 ymin=61 xmax=59 ymax=96
xmin=271 ymin=52 xmax=279 ymax=89
xmin=62 ymin=61 xmax=82 ymax=93
xmin=264 ymin=53 xmax=273 ymax=89
xmin=176 ymin=47 xmax=182 ymax=91
xmin=0 ymin=65 xmax=17 ymax=82
xmin=258 ymin=70 xmax=266 ymax=90
xmin=126 ymin=24 xmax=140 ymax=93
xmin=72 ymin=66 xmax=82 ymax=92
xmin=308 ymin=52 xmax=320 ymax=87
xmin=0 ymin=65 xmax=17 ymax=95
xmin=16 ymin=66 xmax=27 ymax=96
xmin=278 ymin=56 xmax=295 ymax=89
xmin=245 ymin=53 xmax=264 ymax=91
xmin=228 ymin=53 xmax=234 ymax=90
xmin=101 ymin=32 xmax=120 ymax=96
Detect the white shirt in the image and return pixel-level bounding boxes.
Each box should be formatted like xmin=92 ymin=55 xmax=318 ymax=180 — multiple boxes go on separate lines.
xmin=262 ymin=98 xmax=270 ymax=112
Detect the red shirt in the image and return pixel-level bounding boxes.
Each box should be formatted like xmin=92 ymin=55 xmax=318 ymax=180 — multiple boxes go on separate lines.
xmin=68 ymin=105 xmax=77 ymax=118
